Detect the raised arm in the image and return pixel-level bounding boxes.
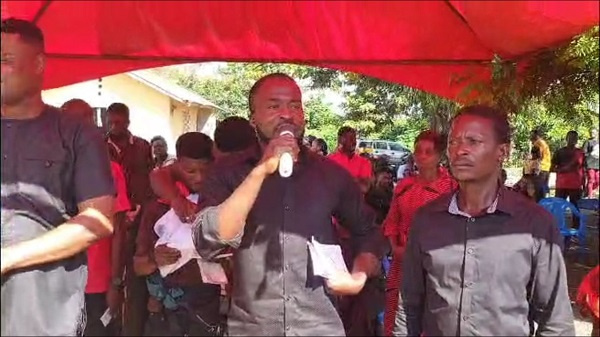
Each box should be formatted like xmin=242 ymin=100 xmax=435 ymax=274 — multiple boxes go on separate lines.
xmin=192 ymin=136 xmax=298 ymax=259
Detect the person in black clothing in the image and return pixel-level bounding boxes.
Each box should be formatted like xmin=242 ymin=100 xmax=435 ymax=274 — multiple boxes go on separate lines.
xmin=150 ymin=73 xmax=382 ymax=336
xmin=1 ymin=18 xmax=115 ymax=336
xmin=366 ymin=167 xmax=395 ymax=225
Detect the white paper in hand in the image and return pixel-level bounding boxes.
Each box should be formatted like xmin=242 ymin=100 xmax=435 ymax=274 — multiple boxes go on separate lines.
xmin=307 ymin=236 xmax=348 ymax=279
xmin=153 ymin=194 xmax=228 ymax=285
xmin=100 ymin=308 xmax=113 ymax=327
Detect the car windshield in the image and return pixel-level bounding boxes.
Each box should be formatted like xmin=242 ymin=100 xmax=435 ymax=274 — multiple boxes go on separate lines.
xmin=389 ymin=143 xmax=406 ymax=151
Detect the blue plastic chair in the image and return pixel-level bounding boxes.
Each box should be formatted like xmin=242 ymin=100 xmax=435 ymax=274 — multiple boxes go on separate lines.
xmin=539 ymin=197 xmax=588 ymax=259
xmin=578 ymin=198 xmax=600 ymax=212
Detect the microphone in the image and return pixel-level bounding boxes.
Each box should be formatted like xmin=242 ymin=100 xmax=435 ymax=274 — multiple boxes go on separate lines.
xmin=278 ymin=126 xmax=295 ymax=178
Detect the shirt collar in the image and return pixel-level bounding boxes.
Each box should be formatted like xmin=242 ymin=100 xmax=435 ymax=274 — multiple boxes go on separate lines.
xmin=106 ymin=132 xmax=134 ymax=154
xmin=433 ymin=186 xmax=514 ymax=217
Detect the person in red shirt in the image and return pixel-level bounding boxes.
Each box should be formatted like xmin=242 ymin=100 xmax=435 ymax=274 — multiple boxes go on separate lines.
xmin=61 ymin=98 xmax=131 ymax=336
xmin=551 ymin=130 xmax=585 ymax=227
xmin=329 ymin=126 xmax=373 ymax=193
xmin=381 ymin=130 xmax=457 ymax=336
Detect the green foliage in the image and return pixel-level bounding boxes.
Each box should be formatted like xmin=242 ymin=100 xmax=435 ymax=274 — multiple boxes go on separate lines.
xmin=156 ymin=26 xmax=597 ymax=168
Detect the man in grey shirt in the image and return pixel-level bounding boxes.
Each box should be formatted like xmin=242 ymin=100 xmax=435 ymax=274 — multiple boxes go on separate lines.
xmin=151 ymin=73 xmax=382 ymax=336
xmin=399 ymin=105 xmax=574 ymax=336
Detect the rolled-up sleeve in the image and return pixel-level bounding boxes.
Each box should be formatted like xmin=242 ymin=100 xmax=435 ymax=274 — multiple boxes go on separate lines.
xmin=531 ymin=213 xmax=575 ymax=336
xmin=191 ymin=163 xmax=247 ymax=260
xmin=401 ymin=209 xmax=426 ymax=337
xmin=192 ymin=205 xmax=243 ymax=260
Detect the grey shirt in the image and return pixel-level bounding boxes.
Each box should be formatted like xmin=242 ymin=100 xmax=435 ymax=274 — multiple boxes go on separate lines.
xmin=192 ymin=149 xmax=382 ymax=336
xmin=1 ymin=106 xmax=115 ymax=336
xmin=401 ymin=188 xmax=574 ymax=336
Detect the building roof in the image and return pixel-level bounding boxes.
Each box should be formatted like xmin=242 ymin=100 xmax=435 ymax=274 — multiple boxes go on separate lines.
xmin=127 ymin=70 xmax=220 ymax=110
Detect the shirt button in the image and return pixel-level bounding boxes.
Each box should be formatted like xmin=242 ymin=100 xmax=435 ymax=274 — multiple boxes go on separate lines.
xmin=6 ymin=123 xmax=11 ymax=128
xmin=465 ymin=281 xmax=474 ymax=288
xmin=462 ymin=315 xmax=469 ymax=321
xmin=286 ymin=326 xmax=291 ymax=331
xmin=467 ymin=248 xmax=474 ymax=255
xmin=284 ymin=264 xmax=289 ymax=271
xmin=2 ymin=154 xmax=6 ymax=160
xmin=284 ymin=205 xmax=290 ymax=211
xmin=468 ymin=217 xmax=475 ymax=223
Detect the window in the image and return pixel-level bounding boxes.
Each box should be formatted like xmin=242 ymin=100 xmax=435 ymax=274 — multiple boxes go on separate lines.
xmin=374 ymin=142 xmax=388 ymax=150
xmin=389 ymin=142 xmax=407 ymax=152
xmin=358 ymin=141 xmax=372 ymax=148
xmin=94 ymin=107 xmax=108 ymax=133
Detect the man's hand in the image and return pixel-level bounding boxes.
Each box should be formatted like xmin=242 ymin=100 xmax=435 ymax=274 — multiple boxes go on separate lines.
xmin=125 ymin=205 xmax=141 ymax=225
xmin=171 ymin=195 xmax=198 ymax=223
xmin=106 ymin=286 xmax=123 ymax=314
xmin=257 ymin=134 xmax=300 ymax=176
xmin=154 ymin=244 xmax=181 ymax=267
xmin=326 ymin=271 xmax=368 ymax=296
xmin=1 ymin=248 xmax=15 ymax=275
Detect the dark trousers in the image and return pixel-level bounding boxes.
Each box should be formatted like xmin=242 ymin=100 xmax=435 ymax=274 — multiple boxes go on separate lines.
xmin=555 ymin=188 xmax=582 ymax=228
xmin=85 ymin=293 xmax=117 ymax=336
xmin=539 ymin=170 xmax=550 ymax=196
xmin=123 ymin=212 xmax=149 ymax=336
xmin=144 ymin=310 xmax=218 ymax=336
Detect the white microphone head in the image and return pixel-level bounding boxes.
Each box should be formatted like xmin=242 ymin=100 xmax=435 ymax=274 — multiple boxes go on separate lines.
xmin=279 ymin=152 xmax=294 ymax=178
xmin=277 ymin=124 xmax=296 ymax=178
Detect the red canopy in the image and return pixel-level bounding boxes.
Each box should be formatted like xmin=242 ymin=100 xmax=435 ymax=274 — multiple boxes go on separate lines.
xmin=2 ymin=1 xmax=598 ymax=100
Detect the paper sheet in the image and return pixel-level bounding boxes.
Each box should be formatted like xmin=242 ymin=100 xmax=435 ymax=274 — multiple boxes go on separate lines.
xmin=153 ymin=194 xmax=228 ymax=285
xmin=307 ymin=236 xmax=348 ymax=279
xmin=100 ymin=308 xmax=113 ymax=327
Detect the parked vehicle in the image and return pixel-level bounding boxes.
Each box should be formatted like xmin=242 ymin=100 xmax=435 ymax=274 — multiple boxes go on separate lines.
xmin=357 ymin=139 xmax=412 ymax=167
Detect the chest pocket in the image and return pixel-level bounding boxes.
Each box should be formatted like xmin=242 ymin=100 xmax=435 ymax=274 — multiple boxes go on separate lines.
xmin=17 ymin=140 xmax=70 ymax=202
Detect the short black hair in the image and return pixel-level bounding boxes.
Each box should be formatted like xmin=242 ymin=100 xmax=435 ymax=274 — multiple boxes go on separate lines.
xmin=248 ymin=73 xmax=296 ymax=114
xmin=567 ymin=130 xmax=578 ymax=139
xmin=1 ymin=18 xmax=45 ymax=51
xmin=415 ymin=130 xmax=445 ymax=154
xmin=150 ymin=136 xmax=167 ymax=145
xmin=175 ymin=132 xmax=214 ymax=160
xmin=313 ymin=138 xmax=328 ymax=155
xmin=214 ymin=116 xmax=257 ymax=153
xmin=531 ymin=128 xmax=543 ymax=138
xmin=107 ymin=103 xmax=130 ymax=119
xmin=453 ymin=105 xmax=512 ymax=144
xmin=337 ymin=126 xmax=356 ymax=140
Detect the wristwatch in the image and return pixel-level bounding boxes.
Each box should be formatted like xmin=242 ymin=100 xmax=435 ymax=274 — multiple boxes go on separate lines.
xmin=111 ymin=277 xmax=124 ymax=289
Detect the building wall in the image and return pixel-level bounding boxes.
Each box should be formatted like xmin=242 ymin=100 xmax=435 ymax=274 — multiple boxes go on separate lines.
xmin=42 ymin=73 xmax=216 ymax=154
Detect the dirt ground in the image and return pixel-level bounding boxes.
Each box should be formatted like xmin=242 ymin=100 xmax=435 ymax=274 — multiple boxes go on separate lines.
xmin=566 ymin=208 xmax=599 ymax=336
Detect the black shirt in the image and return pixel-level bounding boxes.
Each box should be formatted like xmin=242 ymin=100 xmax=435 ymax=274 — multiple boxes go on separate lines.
xmin=192 ymin=148 xmax=382 ymax=336
xmin=1 ymin=106 xmax=115 ymax=336
xmin=107 ymin=133 xmax=154 ymax=207
xmin=400 ymin=188 xmax=574 ymax=336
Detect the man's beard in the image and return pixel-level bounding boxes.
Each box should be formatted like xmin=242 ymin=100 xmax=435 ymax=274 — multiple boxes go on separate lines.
xmin=255 ymin=126 xmax=305 ymax=147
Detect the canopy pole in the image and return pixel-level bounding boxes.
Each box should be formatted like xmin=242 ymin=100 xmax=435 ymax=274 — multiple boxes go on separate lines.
xmin=32 ymin=0 xmax=52 ymax=24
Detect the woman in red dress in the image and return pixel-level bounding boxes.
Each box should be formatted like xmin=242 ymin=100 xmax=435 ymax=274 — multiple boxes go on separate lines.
xmin=382 ymin=130 xmax=457 ymax=336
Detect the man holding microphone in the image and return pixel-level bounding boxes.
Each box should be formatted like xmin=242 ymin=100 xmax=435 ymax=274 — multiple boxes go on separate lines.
xmin=151 ymin=73 xmax=382 ymax=336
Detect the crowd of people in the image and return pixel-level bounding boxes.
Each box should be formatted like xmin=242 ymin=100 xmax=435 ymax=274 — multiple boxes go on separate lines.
xmin=511 ymin=128 xmax=599 ymax=204
xmin=2 ymin=18 xmax=599 ymax=337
